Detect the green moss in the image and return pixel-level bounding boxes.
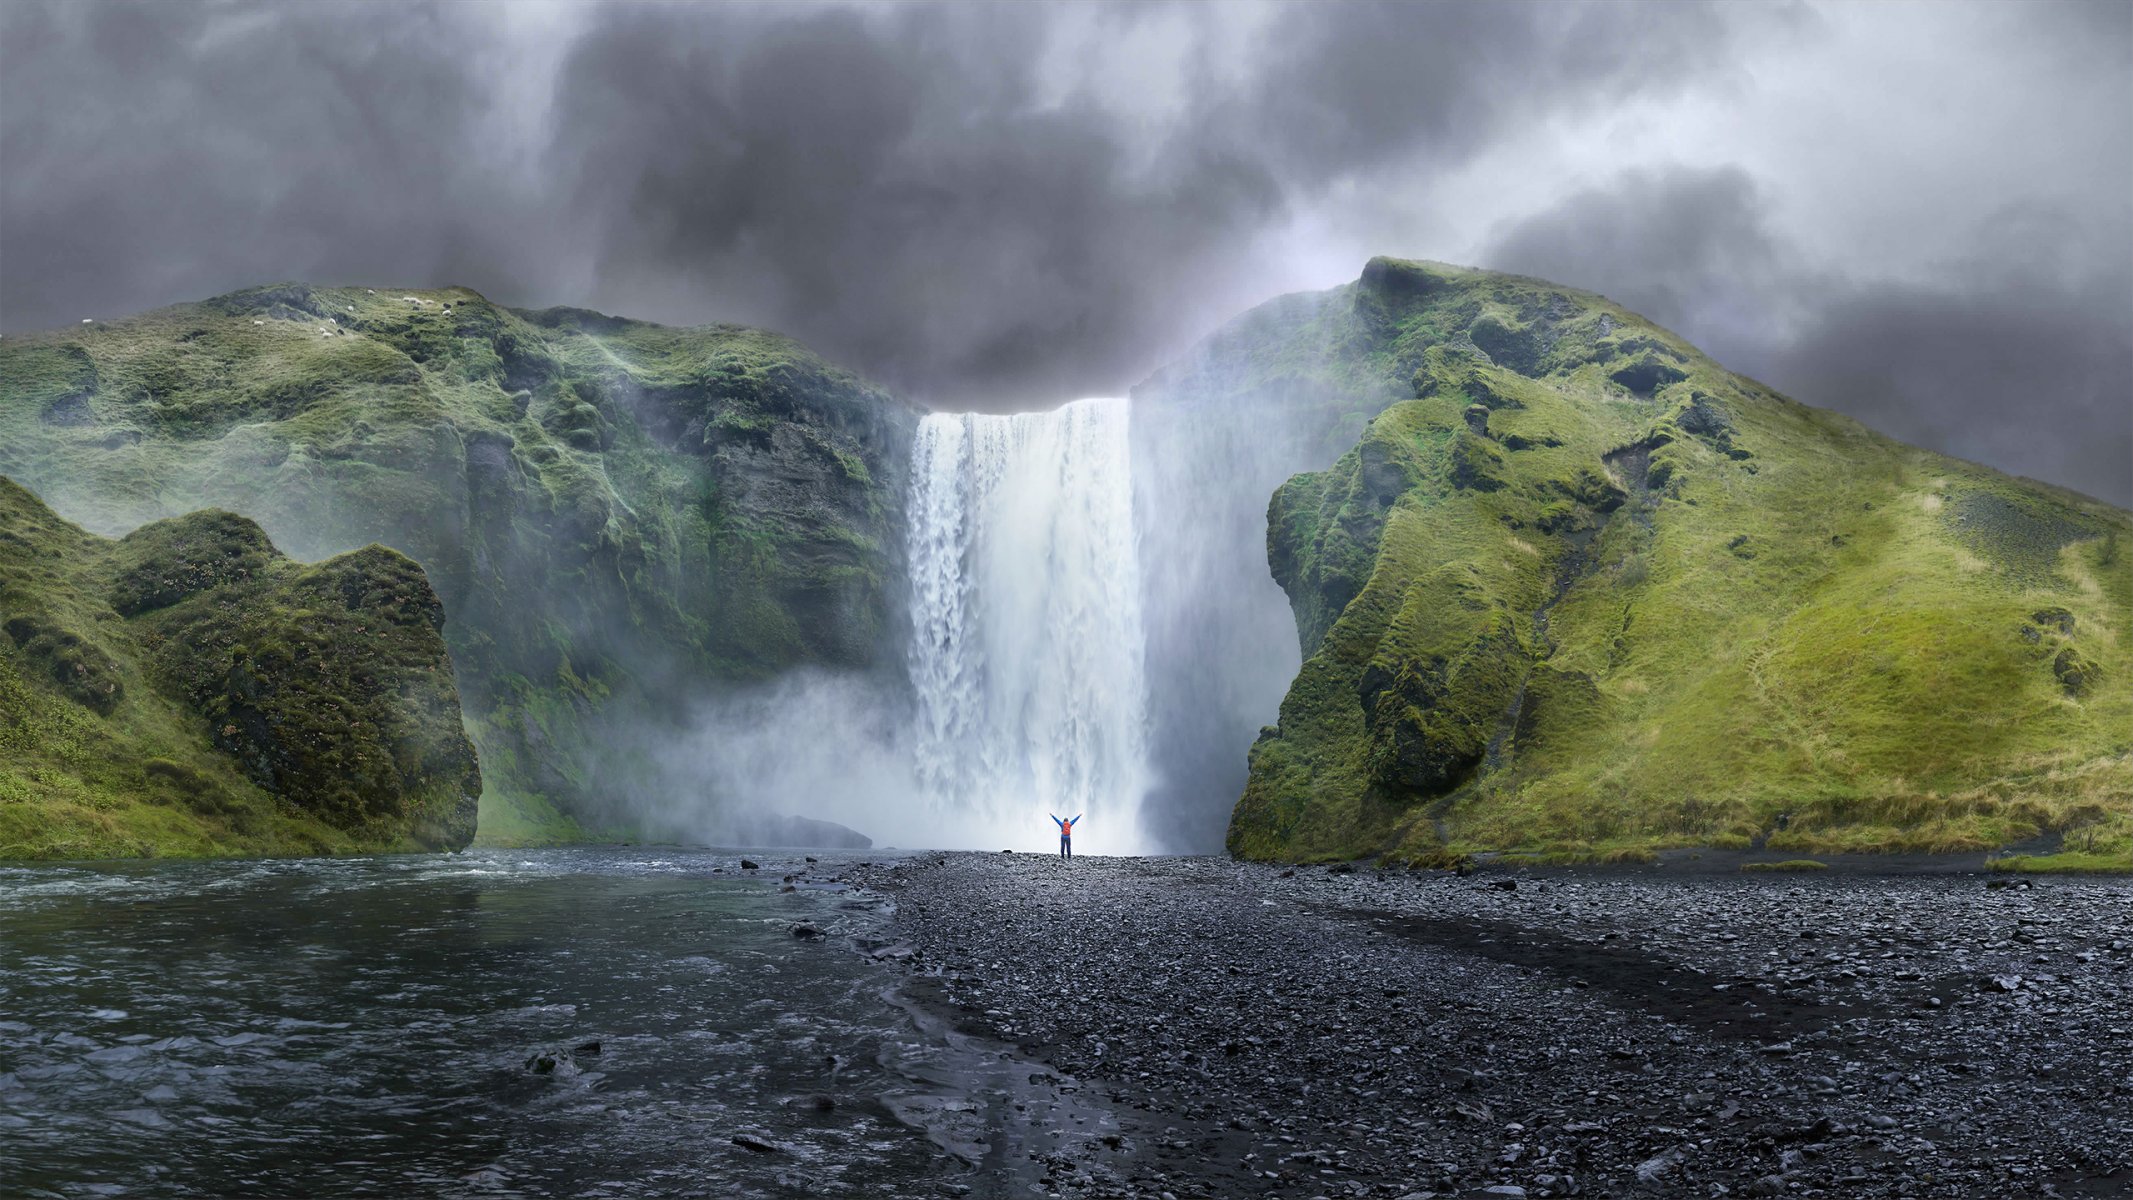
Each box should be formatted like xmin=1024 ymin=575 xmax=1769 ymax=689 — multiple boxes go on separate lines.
xmin=1742 ymin=859 xmax=1830 ymax=872
xmin=1225 ymin=257 xmax=2133 ymax=863
xmin=1 ymin=285 xmax=920 ymax=846
xmin=1988 ymin=852 xmax=2133 ymax=874
xmin=0 ymin=476 xmax=478 ymax=859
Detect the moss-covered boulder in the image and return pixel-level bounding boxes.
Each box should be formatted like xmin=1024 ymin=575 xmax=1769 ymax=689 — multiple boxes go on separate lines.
xmin=1223 ymin=258 xmax=2133 ymax=865
xmin=0 ymin=476 xmax=478 ymax=858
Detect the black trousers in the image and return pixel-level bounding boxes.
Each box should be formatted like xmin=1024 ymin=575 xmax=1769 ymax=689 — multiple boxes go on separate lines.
xmin=1060 ymin=836 xmax=1071 ymax=860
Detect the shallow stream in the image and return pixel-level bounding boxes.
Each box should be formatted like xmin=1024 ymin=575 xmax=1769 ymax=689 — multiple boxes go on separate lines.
xmin=0 ymin=847 xmax=1062 ymax=1198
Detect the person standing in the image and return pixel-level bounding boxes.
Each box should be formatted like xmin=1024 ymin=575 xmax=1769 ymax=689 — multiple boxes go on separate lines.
xmin=1051 ymin=813 xmax=1080 ymax=860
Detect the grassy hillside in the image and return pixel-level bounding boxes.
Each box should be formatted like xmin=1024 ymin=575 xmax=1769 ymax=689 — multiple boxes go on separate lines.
xmin=0 ymin=477 xmax=478 ymax=859
xmin=0 ymin=285 xmax=919 ymax=845
xmin=1230 ymin=259 xmax=2132 ymax=868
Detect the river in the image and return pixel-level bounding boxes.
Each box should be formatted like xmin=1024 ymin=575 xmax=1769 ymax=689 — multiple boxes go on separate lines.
xmin=0 ymin=847 xmax=1083 ymax=1199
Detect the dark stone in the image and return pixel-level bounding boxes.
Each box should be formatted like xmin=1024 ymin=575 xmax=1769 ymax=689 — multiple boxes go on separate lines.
xmin=740 ymin=859 xmax=760 ymax=870
xmin=1464 ymin=403 xmax=1492 ymax=437
xmin=1501 ymin=431 xmax=1565 ymax=451
xmin=2030 ymin=607 xmax=2075 ymax=635
xmin=1675 ymin=393 xmax=1734 ymax=440
xmin=2053 ymin=647 xmax=2095 ymax=697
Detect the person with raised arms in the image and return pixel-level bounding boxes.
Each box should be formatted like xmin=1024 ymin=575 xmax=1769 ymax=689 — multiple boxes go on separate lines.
xmin=1051 ymin=813 xmax=1080 ymax=860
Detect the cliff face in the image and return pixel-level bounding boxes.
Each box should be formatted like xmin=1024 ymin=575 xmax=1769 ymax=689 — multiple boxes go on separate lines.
xmin=0 ymin=477 xmax=478 ymax=858
xmin=1228 ymin=259 xmax=2132 ymax=866
xmin=0 ymin=285 xmax=920 ymax=843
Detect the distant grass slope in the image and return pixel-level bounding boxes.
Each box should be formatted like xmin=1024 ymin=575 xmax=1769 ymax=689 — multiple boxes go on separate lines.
xmin=0 ymin=477 xmax=478 ymax=859
xmin=0 ymin=285 xmax=919 ymax=845
xmin=1230 ymin=258 xmax=2132 ymax=867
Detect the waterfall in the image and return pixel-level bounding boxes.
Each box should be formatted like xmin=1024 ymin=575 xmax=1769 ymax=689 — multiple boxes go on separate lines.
xmin=904 ymin=398 xmax=1152 ymax=854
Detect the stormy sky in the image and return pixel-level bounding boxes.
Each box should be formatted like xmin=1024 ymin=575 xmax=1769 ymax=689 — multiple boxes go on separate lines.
xmin=2 ymin=0 xmax=2127 ymax=503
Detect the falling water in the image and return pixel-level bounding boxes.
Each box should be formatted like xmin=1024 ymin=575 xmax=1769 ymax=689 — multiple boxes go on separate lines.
xmin=904 ymin=398 xmax=1152 ymax=853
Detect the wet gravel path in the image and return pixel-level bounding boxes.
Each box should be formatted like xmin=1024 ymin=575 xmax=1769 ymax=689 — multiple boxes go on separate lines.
xmin=846 ymin=854 xmax=2133 ymax=1199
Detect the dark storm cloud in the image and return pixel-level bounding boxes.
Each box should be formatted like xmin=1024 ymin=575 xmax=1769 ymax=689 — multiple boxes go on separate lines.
xmin=0 ymin=2 xmax=540 ymax=323
xmin=1482 ymin=166 xmax=1793 ymax=355
xmin=0 ymin=0 xmax=2126 ymax=500
xmin=1243 ymin=0 xmax=1739 ymax=179
xmin=0 ymin=0 xmax=1745 ymax=408
xmin=533 ymin=0 xmax=1745 ymax=404
xmin=1771 ymin=268 xmax=2133 ymax=508
xmin=1480 ymin=166 xmax=2133 ymax=505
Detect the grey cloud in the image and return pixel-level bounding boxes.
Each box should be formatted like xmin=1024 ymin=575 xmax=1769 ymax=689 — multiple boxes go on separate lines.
xmin=1481 ymin=166 xmax=1796 ymax=358
xmin=1771 ymin=273 xmax=2133 ymax=507
xmin=534 ymin=0 xmax=1748 ymax=406
xmin=1480 ymin=165 xmax=2132 ymax=505
xmin=0 ymin=0 xmax=2126 ymax=501
xmin=2 ymin=0 xmax=1745 ymax=410
xmin=0 ymin=2 xmax=534 ymax=322
xmin=1245 ymin=0 xmax=1743 ymax=180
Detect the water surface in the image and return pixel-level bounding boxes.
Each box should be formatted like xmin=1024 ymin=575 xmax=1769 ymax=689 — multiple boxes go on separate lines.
xmin=0 ymin=847 xmax=1001 ymax=1198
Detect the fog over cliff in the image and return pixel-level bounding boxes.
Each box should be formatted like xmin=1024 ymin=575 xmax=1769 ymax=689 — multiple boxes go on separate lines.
xmin=3 ymin=0 xmax=2127 ymax=503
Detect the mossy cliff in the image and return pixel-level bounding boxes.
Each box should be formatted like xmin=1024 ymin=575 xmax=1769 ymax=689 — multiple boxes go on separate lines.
xmin=0 ymin=286 xmax=919 ymax=845
xmin=0 ymin=477 xmax=478 ymax=858
xmin=1228 ymin=258 xmax=2132 ymax=866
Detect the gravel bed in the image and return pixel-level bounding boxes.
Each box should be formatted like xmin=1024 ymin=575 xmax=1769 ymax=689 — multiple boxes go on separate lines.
xmin=844 ymin=853 xmax=2133 ymax=1199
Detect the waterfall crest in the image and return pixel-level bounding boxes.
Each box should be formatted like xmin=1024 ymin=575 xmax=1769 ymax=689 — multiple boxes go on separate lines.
xmin=904 ymin=398 xmax=1152 ymax=853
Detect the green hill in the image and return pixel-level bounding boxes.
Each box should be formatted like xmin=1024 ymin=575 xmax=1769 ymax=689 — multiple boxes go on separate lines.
xmin=1221 ymin=259 xmax=2132 ymax=868
xmin=0 ymin=285 xmax=918 ymax=844
xmin=0 ymin=477 xmax=478 ymax=858
xmin=6 ymin=266 xmax=2123 ymax=867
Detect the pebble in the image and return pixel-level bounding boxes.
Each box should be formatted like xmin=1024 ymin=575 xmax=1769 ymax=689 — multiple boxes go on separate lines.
xmin=841 ymin=854 xmax=2133 ymax=1198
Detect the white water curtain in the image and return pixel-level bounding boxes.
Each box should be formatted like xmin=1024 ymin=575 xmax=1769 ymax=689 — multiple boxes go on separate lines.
xmin=904 ymin=398 xmax=1153 ymax=854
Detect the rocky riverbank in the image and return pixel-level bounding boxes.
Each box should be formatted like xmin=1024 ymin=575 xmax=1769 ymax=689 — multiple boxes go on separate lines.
xmin=845 ymin=853 xmax=2133 ymax=1199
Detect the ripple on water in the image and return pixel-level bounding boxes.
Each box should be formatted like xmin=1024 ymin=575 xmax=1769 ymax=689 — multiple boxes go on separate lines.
xmin=0 ymin=846 xmax=977 ymax=1198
